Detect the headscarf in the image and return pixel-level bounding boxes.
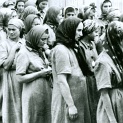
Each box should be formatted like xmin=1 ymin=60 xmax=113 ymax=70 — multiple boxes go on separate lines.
xmin=100 ymin=0 xmax=112 ymax=14
xmin=106 ymin=21 xmax=123 ymax=85
xmin=36 ymin=0 xmax=48 ymax=5
xmin=55 ymin=16 xmax=81 ymax=48
xmin=24 ymin=14 xmax=40 ymax=34
xmin=83 ymin=3 xmax=96 ymax=20
xmin=83 ymin=19 xmax=99 ymax=35
xmin=0 ymin=8 xmax=12 ymax=28
xmin=64 ymin=7 xmax=75 ymax=17
xmin=107 ymin=8 xmax=121 ymax=22
xmin=24 ymin=0 xmax=36 ymax=8
xmin=8 ymin=18 xmax=25 ymax=31
xmin=43 ymin=6 xmax=61 ymax=27
xmin=22 ymin=6 xmax=38 ymax=21
xmin=26 ymin=25 xmax=48 ymax=51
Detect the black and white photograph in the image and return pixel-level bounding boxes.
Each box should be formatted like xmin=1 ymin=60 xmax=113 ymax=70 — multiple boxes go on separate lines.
xmin=0 ymin=0 xmax=123 ymax=123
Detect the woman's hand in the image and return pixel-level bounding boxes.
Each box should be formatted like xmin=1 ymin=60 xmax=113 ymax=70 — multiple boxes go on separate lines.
xmin=68 ymin=105 xmax=78 ymax=121
xmin=40 ymin=67 xmax=52 ymax=78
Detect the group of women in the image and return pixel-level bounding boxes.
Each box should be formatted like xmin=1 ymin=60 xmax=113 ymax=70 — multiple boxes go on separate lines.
xmin=0 ymin=0 xmax=123 ymax=123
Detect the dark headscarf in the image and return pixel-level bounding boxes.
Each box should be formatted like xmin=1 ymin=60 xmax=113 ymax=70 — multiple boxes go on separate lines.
xmin=55 ymin=17 xmax=92 ymax=76
xmin=107 ymin=21 xmax=123 ymax=67
xmin=26 ymin=25 xmax=48 ymax=51
xmin=43 ymin=6 xmax=61 ymax=27
xmin=55 ymin=17 xmax=81 ymax=48
xmin=24 ymin=14 xmax=40 ymax=34
xmin=106 ymin=21 xmax=123 ymax=86
xmin=22 ymin=6 xmax=38 ymax=21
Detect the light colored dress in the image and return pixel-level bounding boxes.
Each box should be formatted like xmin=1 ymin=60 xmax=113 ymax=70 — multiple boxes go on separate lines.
xmin=0 ymin=38 xmax=25 ymax=123
xmin=16 ymin=45 xmax=52 ymax=123
xmin=94 ymin=51 xmax=123 ymax=123
xmin=51 ymin=44 xmax=91 ymax=123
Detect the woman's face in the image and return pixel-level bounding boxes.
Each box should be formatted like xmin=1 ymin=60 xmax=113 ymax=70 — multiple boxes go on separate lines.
xmin=38 ymin=32 xmax=49 ymax=48
xmin=75 ymin=22 xmax=83 ymax=42
xmin=32 ymin=18 xmax=41 ymax=28
xmin=39 ymin=1 xmax=48 ymax=10
xmin=89 ymin=28 xmax=99 ymax=41
xmin=17 ymin=2 xmax=25 ymax=13
xmin=102 ymin=2 xmax=112 ymax=15
xmin=56 ymin=10 xmax=63 ymax=24
xmin=8 ymin=24 xmax=20 ymax=40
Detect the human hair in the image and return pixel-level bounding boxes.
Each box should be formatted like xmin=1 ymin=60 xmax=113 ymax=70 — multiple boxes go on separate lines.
xmin=15 ymin=0 xmax=25 ymax=9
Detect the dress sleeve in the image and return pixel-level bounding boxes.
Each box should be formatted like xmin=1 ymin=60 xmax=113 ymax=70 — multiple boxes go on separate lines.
xmin=53 ymin=46 xmax=72 ymax=75
xmin=16 ymin=50 xmax=29 ymax=75
xmin=94 ymin=62 xmax=112 ymax=91
xmin=0 ymin=42 xmax=8 ymax=66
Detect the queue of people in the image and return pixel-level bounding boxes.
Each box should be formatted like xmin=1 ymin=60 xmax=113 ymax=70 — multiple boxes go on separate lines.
xmin=0 ymin=0 xmax=123 ymax=123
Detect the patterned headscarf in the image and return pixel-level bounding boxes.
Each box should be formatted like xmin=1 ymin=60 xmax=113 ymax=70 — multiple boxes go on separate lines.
xmin=22 ymin=6 xmax=38 ymax=21
xmin=24 ymin=14 xmax=40 ymax=33
xmin=26 ymin=25 xmax=48 ymax=51
xmin=55 ymin=17 xmax=81 ymax=48
xmin=83 ymin=19 xmax=99 ymax=35
xmin=106 ymin=21 xmax=123 ymax=74
xmin=107 ymin=8 xmax=121 ymax=22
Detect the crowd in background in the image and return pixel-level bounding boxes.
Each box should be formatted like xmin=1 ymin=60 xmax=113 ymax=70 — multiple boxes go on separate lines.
xmin=0 ymin=0 xmax=123 ymax=123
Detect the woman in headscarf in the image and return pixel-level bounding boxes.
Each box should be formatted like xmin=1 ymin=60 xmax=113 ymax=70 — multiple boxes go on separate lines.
xmin=79 ymin=19 xmax=100 ymax=123
xmin=16 ymin=25 xmax=52 ymax=123
xmin=83 ymin=3 xmax=97 ymax=21
xmin=107 ymin=8 xmax=121 ymax=22
xmin=0 ymin=18 xmax=25 ymax=123
xmin=51 ymin=17 xmax=91 ymax=123
xmin=94 ymin=21 xmax=123 ymax=123
xmin=21 ymin=6 xmax=39 ymax=21
xmin=24 ymin=14 xmax=41 ymax=34
xmin=43 ymin=6 xmax=63 ymax=48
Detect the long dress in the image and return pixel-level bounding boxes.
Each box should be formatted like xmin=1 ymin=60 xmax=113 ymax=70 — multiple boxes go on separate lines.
xmin=51 ymin=44 xmax=91 ymax=123
xmin=94 ymin=51 xmax=123 ymax=123
xmin=16 ymin=45 xmax=52 ymax=123
xmin=80 ymin=41 xmax=99 ymax=123
xmin=0 ymin=39 xmax=24 ymax=123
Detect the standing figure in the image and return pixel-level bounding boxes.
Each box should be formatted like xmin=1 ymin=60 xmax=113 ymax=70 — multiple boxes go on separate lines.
xmin=94 ymin=21 xmax=123 ymax=123
xmin=16 ymin=25 xmax=52 ymax=123
xmin=0 ymin=18 xmax=25 ymax=123
xmin=51 ymin=17 xmax=91 ymax=123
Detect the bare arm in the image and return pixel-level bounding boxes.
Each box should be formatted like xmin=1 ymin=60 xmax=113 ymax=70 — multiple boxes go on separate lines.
xmin=16 ymin=68 xmax=51 ymax=83
xmin=57 ymin=74 xmax=78 ymax=120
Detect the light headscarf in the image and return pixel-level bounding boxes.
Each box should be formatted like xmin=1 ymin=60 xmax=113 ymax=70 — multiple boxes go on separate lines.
xmin=22 ymin=6 xmax=38 ymax=21
xmin=24 ymin=14 xmax=40 ymax=34
xmin=26 ymin=25 xmax=48 ymax=51
xmin=0 ymin=8 xmax=12 ymax=27
xmin=83 ymin=19 xmax=99 ymax=35
xmin=107 ymin=8 xmax=121 ymax=22
xmin=8 ymin=18 xmax=25 ymax=31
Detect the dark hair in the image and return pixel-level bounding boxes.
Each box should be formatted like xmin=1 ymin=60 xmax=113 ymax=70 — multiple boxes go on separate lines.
xmin=20 ymin=28 xmax=25 ymax=38
xmin=15 ymin=0 xmax=25 ymax=9
xmin=65 ymin=7 xmax=75 ymax=17
xmin=101 ymin=0 xmax=112 ymax=12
